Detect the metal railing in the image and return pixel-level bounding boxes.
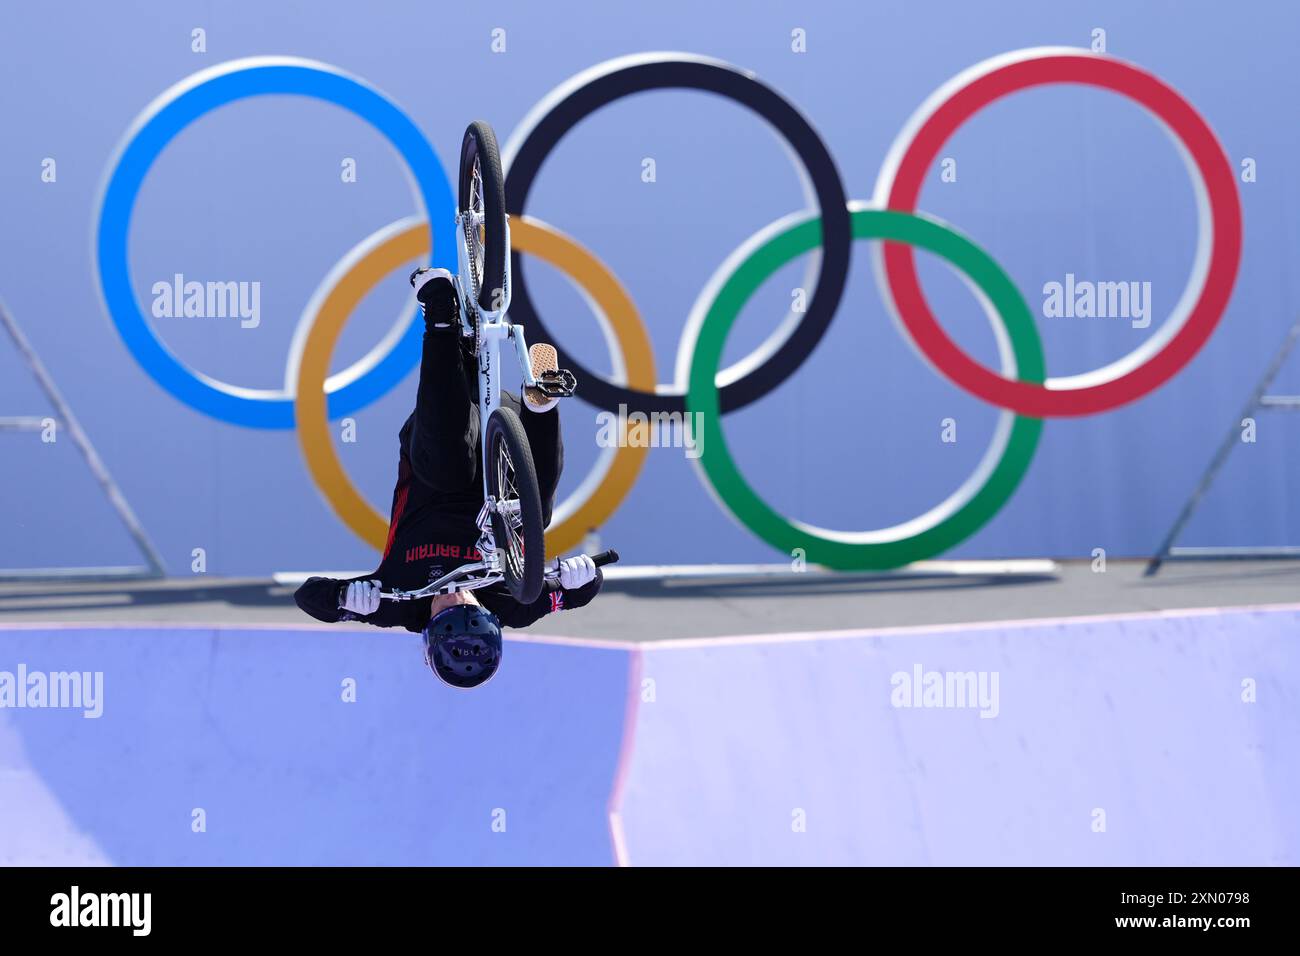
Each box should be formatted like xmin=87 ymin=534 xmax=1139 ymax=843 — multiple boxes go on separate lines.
xmin=0 ymin=298 xmax=164 ymax=581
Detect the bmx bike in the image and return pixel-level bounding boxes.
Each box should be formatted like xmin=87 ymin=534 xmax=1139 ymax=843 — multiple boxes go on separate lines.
xmin=380 ymin=121 xmax=611 ymax=606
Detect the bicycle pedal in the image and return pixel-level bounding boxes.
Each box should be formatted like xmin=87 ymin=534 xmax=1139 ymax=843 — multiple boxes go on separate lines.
xmin=535 ymin=368 xmax=577 ymax=398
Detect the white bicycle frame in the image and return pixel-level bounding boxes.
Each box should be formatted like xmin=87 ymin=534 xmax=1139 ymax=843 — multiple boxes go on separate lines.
xmin=383 ymin=211 xmax=542 ymax=603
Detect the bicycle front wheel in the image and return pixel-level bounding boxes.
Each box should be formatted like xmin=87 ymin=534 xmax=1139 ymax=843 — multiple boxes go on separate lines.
xmin=485 ymin=406 xmax=545 ymax=603
xmin=459 ymin=120 xmax=508 ymax=312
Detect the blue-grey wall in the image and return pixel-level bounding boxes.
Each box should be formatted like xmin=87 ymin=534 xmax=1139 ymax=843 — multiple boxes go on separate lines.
xmin=2 ymin=0 xmax=1295 ymax=575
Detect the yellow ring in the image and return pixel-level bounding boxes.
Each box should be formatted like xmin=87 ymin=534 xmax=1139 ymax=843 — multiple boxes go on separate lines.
xmin=294 ymin=215 xmax=655 ymax=556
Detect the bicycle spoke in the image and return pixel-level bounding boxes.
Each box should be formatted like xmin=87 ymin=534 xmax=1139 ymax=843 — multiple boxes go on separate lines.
xmin=493 ymin=437 xmax=527 ymax=578
xmin=468 ymin=160 xmax=486 ymax=296
xmin=500 ymin=454 xmax=524 ymax=532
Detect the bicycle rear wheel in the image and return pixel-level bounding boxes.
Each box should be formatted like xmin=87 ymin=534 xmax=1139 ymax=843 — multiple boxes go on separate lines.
xmin=459 ymin=120 xmax=508 ymax=312
xmin=484 ymin=406 xmax=545 ymax=603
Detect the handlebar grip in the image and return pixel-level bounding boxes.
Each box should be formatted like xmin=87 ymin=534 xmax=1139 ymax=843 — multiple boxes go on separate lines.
xmin=544 ymin=548 xmax=620 ymax=594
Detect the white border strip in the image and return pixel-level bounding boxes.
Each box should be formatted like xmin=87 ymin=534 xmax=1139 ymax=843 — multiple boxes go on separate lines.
xmin=4 ymin=601 xmax=1300 ymax=652
xmin=628 ymin=600 xmax=1300 ymax=651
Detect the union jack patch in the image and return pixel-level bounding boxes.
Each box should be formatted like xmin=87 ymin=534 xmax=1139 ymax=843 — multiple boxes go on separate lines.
xmin=549 ymin=590 xmax=564 ymax=613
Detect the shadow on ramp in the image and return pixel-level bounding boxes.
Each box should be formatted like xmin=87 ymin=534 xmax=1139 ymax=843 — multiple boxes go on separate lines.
xmin=603 ymin=571 xmax=1059 ymax=599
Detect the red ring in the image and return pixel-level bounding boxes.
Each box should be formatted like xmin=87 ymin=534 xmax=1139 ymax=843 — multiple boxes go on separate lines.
xmin=883 ymin=53 xmax=1242 ymax=417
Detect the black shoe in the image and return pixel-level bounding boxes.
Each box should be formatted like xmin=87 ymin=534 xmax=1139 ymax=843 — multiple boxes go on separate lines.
xmin=409 ymin=267 xmax=458 ymax=332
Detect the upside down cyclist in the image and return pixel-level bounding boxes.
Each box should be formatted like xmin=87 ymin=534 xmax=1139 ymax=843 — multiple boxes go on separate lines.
xmin=294 ymin=267 xmax=605 ymax=688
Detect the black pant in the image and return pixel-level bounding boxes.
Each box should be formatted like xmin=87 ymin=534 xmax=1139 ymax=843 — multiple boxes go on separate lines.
xmin=406 ymin=327 xmax=563 ymax=525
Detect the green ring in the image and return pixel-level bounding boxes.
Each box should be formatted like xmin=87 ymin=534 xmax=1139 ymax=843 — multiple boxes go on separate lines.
xmin=684 ymin=207 xmax=1045 ymax=570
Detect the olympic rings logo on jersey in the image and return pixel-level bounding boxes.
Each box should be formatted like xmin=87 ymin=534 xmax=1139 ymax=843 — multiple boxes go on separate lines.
xmin=95 ymin=49 xmax=1241 ymax=568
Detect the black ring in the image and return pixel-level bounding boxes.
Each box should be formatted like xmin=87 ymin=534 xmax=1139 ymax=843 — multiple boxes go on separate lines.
xmin=504 ymin=56 xmax=851 ymax=415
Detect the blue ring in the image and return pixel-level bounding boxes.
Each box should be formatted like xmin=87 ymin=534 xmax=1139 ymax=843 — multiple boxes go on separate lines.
xmin=96 ymin=60 xmax=454 ymax=429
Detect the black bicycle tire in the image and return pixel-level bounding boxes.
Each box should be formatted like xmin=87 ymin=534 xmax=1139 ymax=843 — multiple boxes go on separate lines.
xmin=485 ymin=406 xmax=545 ymax=603
xmin=459 ymin=120 xmax=508 ymax=312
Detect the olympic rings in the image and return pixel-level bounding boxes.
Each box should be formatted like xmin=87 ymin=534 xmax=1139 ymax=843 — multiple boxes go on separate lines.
xmin=875 ymin=48 xmax=1242 ymax=417
xmin=293 ymin=216 xmax=656 ymax=555
xmin=686 ymin=206 xmax=1044 ymax=569
xmin=96 ymin=57 xmax=455 ymax=429
xmin=99 ymin=49 xmax=1241 ymax=567
xmin=501 ymin=53 xmax=852 ymax=415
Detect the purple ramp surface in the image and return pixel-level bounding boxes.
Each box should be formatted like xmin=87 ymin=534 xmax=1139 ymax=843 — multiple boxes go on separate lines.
xmin=0 ymin=626 xmax=633 ymax=865
xmin=616 ymin=608 xmax=1300 ymax=865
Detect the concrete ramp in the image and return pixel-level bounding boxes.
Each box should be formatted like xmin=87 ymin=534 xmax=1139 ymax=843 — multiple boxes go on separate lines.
xmin=618 ymin=608 xmax=1300 ymax=865
xmin=0 ymin=626 xmax=632 ymax=865
xmin=2 ymin=607 xmax=1297 ymax=865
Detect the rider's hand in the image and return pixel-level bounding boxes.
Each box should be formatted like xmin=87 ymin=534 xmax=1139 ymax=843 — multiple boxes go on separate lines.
xmin=557 ymin=554 xmax=597 ymax=590
xmin=339 ymin=579 xmax=382 ymax=615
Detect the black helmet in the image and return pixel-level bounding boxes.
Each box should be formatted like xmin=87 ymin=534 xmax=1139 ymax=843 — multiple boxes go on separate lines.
xmin=422 ymin=604 xmax=503 ymax=689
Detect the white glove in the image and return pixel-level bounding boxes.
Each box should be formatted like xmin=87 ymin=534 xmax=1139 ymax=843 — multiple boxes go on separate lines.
xmin=339 ymin=579 xmax=382 ymax=615
xmin=557 ymin=554 xmax=597 ymax=590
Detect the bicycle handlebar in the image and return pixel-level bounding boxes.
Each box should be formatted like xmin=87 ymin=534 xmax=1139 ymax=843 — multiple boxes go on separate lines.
xmin=380 ymin=548 xmax=619 ymax=602
xmin=543 ymin=548 xmax=620 ymax=593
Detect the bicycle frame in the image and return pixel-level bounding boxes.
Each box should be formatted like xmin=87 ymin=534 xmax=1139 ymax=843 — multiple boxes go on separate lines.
xmin=456 ymin=214 xmax=542 ymax=483
xmin=384 ymin=213 xmax=539 ymax=603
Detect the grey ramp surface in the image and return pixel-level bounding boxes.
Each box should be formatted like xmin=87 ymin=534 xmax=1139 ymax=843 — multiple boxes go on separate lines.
xmin=1 ymin=560 xmax=1299 ymax=640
